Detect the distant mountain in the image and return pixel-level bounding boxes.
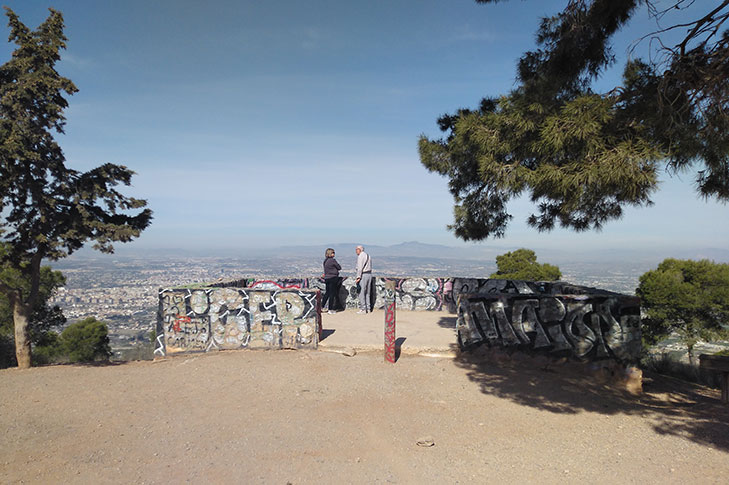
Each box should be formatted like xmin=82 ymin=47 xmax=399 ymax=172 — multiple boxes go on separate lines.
xmin=274 ymin=241 xmax=500 ymax=261
xmin=60 ymin=240 xmax=729 ymax=265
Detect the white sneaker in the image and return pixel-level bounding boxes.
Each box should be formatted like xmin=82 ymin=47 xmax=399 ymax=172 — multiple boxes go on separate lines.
xmin=327 ymin=310 xmax=336 ymax=314
xmin=356 ymin=310 xmax=366 ymax=314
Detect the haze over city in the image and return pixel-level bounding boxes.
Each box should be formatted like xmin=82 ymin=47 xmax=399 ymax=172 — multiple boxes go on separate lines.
xmin=1 ymin=0 xmax=726 ymax=258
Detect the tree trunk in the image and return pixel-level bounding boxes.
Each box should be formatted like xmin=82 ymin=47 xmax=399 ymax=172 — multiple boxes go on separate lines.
xmin=13 ymin=300 xmax=32 ymax=369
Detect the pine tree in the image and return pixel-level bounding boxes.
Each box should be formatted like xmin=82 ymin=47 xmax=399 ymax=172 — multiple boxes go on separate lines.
xmin=420 ymin=1 xmax=729 ymax=241
xmin=637 ymin=258 xmax=729 ymax=365
xmin=0 ymin=8 xmax=152 ymax=368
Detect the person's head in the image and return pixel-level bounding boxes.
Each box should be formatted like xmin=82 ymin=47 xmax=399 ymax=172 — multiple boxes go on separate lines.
xmin=325 ymin=248 xmax=335 ymax=258
xmin=355 ymin=245 xmax=364 ymax=255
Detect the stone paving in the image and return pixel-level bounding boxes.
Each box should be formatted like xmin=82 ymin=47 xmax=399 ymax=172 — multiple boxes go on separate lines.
xmin=318 ymin=309 xmax=458 ymax=357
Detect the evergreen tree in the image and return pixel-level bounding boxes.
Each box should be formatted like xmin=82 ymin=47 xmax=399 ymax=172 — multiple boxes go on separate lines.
xmin=0 ymin=8 xmax=152 ymax=368
xmin=637 ymin=258 xmax=729 ymax=365
xmin=420 ymin=1 xmax=729 ymax=241
xmin=489 ymin=248 xmax=561 ymax=281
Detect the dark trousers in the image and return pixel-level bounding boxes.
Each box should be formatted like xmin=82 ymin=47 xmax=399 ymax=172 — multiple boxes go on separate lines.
xmin=322 ymin=277 xmax=342 ymax=311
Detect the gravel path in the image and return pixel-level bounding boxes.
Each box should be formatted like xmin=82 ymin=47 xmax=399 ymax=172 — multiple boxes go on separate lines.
xmin=1 ymin=350 xmax=728 ymax=484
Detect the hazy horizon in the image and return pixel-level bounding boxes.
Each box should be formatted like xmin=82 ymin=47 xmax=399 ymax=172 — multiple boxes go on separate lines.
xmin=2 ymin=1 xmax=727 ymax=256
xmin=60 ymin=239 xmax=729 ymax=268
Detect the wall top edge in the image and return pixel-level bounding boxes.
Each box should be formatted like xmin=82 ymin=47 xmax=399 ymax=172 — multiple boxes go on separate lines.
xmin=459 ymin=292 xmax=640 ymax=301
xmin=158 ymin=286 xmax=320 ymax=292
xmin=157 ymin=276 xmax=632 ymax=298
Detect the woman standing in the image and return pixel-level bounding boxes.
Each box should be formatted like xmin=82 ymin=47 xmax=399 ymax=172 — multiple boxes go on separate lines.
xmin=322 ymin=248 xmax=342 ymax=314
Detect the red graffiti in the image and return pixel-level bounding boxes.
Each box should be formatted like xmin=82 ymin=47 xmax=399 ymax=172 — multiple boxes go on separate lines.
xmin=173 ymin=315 xmax=191 ymax=332
xmin=316 ymin=290 xmax=323 ymax=339
xmin=385 ymin=301 xmax=396 ymax=363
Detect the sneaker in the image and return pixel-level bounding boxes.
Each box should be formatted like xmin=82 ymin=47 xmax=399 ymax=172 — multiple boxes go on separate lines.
xmin=327 ymin=310 xmax=336 ymax=314
xmin=356 ymin=310 xmax=366 ymax=314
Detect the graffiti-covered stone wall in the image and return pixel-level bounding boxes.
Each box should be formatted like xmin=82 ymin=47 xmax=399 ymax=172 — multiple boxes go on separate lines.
xmin=157 ymin=276 xmax=641 ymax=363
xmin=155 ymin=287 xmax=320 ymax=356
xmin=455 ymin=280 xmax=641 ymax=363
xmin=213 ymin=277 xmax=450 ymax=311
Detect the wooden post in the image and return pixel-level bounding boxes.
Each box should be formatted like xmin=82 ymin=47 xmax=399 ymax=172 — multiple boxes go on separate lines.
xmin=316 ymin=289 xmax=323 ymax=341
xmin=384 ymin=280 xmax=396 ymax=363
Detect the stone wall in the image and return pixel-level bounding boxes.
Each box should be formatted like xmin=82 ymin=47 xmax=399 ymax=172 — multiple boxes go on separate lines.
xmin=155 ymin=287 xmax=320 ymax=356
xmin=456 ymin=280 xmax=641 ymax=363
xmin=158 ymin=276 xmax=641 ymax=364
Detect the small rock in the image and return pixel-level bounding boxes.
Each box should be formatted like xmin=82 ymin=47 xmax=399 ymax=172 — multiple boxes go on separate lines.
xmin=342 ymin=347 xmax=357 ymax=357
xmin=416 ymin=437 xmax=435 ymax=447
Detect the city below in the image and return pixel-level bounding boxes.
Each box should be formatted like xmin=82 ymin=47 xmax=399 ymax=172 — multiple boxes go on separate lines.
xmin=44 ymin=241 xmax=729 ymax=359
xmin=47 ymin=249 xmax=670 ymax=358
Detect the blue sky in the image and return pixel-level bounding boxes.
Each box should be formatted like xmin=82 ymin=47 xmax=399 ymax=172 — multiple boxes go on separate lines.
xmin=2 ymin=0 xmax=727 ymax=254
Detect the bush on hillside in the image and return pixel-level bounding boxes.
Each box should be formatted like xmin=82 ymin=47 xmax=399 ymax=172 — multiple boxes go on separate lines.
xmin=32 ymin=331 xmax=63 ymax=365
xmin=59 ymin=318 xmax=112 ymax=363
xmin=489 ymin=248 xmax=561 ymax=281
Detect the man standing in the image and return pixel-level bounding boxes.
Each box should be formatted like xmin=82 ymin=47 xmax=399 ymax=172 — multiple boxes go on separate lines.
xmin=355 ymin=245 xmax=372 ymax=314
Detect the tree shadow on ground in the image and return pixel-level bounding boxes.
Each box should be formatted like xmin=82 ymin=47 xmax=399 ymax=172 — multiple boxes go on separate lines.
xmin=440 ymin=319 xmax=729 ymax=452
xmin=435 ymin=315 xmax=457 ymax=329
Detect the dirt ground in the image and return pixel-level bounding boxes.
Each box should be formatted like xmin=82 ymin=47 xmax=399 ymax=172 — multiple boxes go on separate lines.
xmin=1 ymin=349 xmax=728 ymax=484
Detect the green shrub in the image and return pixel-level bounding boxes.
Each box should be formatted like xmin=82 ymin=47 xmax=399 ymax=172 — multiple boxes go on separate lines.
xmin=32 ymin=331 xmax=63 ymax=365
xmin=489 ymin=248 xmax=561 ymax=281
xmin=0 ymin=334 xmax=15 ymax=368
xmin=59 ymin=318 xmax=112 ymax=363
